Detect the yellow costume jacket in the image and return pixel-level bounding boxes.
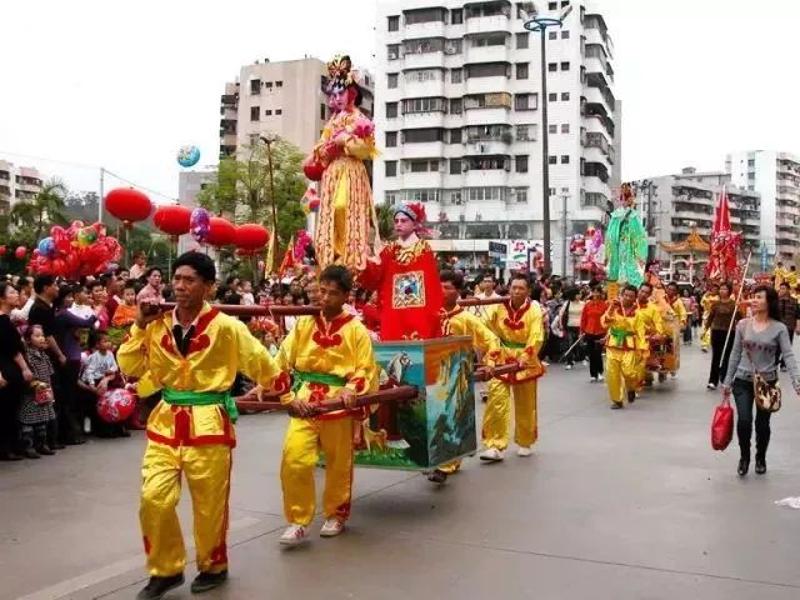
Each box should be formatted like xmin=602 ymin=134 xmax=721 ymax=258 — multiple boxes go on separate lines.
xmin=118 ymin=304 xmax=281 ymax=447
xmin=483 ymin=299 xmax=545 ymax=383
xmin=662 ymin=296 xmax=688 ymax=334
xmin=440 ymin=306 xmax=501 ymax=367
xmin=276 ymin=313 xmax=378 ymax=420
xmin=637 ymin=301 xmax=665 ymax=341
xmin=700 ymin=293 xmax=719 ymax=321
xmin=601 ymin=305 xmax=646 ymax=352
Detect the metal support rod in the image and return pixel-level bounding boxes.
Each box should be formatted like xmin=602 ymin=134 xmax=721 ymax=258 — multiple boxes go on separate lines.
xmin=720 ymin=250 xmax=753 ymax=370
xmin=99 ymin=167 xmax=104 ymax=224
xmin=561 ymin=193 xmax=568 ymax=276
xmin=540 ymin=29 xmax=552 ymax=275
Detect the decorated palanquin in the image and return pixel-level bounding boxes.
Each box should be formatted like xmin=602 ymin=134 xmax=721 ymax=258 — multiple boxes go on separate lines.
xmin=359 ymin=238 xmax=444 ymax=341
xmin=351 ymin=337 xmax=477 ymax=471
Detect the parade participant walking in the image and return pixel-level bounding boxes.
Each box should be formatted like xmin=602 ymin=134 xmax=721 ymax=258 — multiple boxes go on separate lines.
xmin=118 ymin=252 xmax=281 ymax=599
xmin=634 ymin=282 xmax=663 ymax=391
xmin=700 ymin=282 xmax=720 ymax=352
xmin=706 ymin=282 xmax=741 ymax=389
xmin=277 ymin=265 xmax=377 ymax=546
xmin=429 ymin=270 xmax=502 ymax=483
xmin=601 ymin=285 xmax=645 ymax=409
xmin=662 ymin=282 xmax=688 ymax=377
xmin=481 ymin=274 xmax=545 ymax=460
xmin=775 ymin=281 xmax=799 ymax=370
xmin=580 ymin=285 xmax=608 ymax=382
xmin=722 ymin=285 xmax=800 ymax=476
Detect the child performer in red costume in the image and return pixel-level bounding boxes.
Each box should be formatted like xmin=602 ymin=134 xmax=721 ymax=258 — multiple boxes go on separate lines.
xmin=360 ymin=203 xmax=443 ymax=341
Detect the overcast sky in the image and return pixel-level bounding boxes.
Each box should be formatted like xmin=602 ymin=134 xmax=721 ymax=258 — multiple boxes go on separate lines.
xmin=1 ymin=0 xmax=797 ymax=202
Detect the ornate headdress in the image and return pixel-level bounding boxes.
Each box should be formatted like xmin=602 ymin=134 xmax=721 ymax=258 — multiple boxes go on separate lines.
xmin=394 ymin=202 xmax=426 ymax=223
xmin=325 ymin=54 xmax=359 ymax=95
xmin=619 ymin=182 xmax=636 ymax=207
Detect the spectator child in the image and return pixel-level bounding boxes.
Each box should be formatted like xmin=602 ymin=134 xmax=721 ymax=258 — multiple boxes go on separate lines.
xmin=79 ymin=331 xmax=127 ymax=437
xmin=19 ymin=325 xmax=58 ymax=458
xmin=111 ymin=282 xmax=138 ymax=327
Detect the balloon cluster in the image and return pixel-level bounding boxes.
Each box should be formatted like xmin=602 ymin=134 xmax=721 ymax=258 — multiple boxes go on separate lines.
xmin=293 ymin=230 xmax=314 ymax=262
xmin=29 ymin=221 xmax=122 ymax=278
xmin=190 ymin=208 xmax=211 ymax=244
xmin=97 ymin=387 xmax=137 ymax=424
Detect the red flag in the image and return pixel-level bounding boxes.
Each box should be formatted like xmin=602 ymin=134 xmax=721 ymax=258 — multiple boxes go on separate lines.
xmin=278 ymin=235 xmax=296 ymax=276
xmin=713 ymin=187 xmax=731 ymax=235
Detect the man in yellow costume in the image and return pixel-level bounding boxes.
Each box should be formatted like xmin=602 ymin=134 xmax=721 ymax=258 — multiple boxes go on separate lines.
xmin=118 ymin=252 xmax=281 ymax=599
xmin=634 ymin=281 xmax=664 ymax=393
xmin=699 ymin=282 xmax=719 ymax=352
xmin=428 ymin=270 xmax=502 ymax=483
xmin=277 ymin=265 xmax=378 ymax=546
xmin=480 ymin=274 xmax=545 ymax=461
xmin=602 ymin=284 xmax=646 ymax=409
xmin=661 ymin=282 xmax=688 ymax=377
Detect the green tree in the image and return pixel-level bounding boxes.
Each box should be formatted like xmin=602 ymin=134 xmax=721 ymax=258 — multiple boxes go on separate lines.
xmin=375 ymin=202 xmax=395 ymax=241
xmin=9 ymin=178 xmax=68 ymax=243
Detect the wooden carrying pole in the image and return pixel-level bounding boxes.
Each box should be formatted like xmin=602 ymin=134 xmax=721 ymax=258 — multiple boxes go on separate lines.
xmin=719 ymin=250 xmax=752 ymax=370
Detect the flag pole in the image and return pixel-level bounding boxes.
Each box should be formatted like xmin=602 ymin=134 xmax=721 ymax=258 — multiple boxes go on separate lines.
xmin=719 ymin=249 xmax=752 ymax=371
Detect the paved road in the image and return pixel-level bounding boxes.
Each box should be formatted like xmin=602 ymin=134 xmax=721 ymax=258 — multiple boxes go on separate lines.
xmin=3 ymin=345 xmax=800 ymax=600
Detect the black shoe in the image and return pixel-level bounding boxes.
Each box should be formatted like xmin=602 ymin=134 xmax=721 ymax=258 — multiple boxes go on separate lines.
xmin=36 ymin=446 xmax=55 ymax=456
xmin=136 ymin=573 xmax=185 ymax=599
xmin=737 ymin=458 xmax=750 ymax=476
xmin=51 ymin=442 xmax=66 ymax=450
xmin=627 ymin=390 xmax=636 ymax=404
xmin=65 ymin=438 xmax=86 ymax=446
xmin=190 ymin=570 xmax=228 ymax=594
xmin=610 ymin=403 xmax=624 ymax=410
xmin=755 ymin=458 xmax=767 ymax=475
xmin=427 ymin=469 xmax=448 ymax=484
xmin=23 ymin=448 xmax=41 ymax=459
xmin=0 ymin=451 xmax=24 ymax=461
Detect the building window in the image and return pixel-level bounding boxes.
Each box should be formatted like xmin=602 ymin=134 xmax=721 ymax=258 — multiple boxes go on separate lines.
xmin=388 ymin=15 xmax=399 ymax=31
xmin=276 ymin=81 xmax=283 ymax=88
xmin=264 ymin=109 xmax=272 ymax=116
xmin=250 ymin=106 xmax=260 ymax=121
xmin=515 ymin=187 xmax=528 ymax=203
xmin=402 ymin=97 xmax=447 ymax=114
xmin=516 ymin=32 xmax=529 ymax=49
xmin=561 ymin=61 xmax=570 ymax=70
xmin=548 ymin=62 xmax=557 ymax=72
xmin=516 ymin=124 xmax=535 ymax=141
xmin=445 ymin=39 xmax=463 ymax=54
xmin=561 ymin=0 xmax=570 ymax=6
xmin=386 ymin=132 xmax=398 ymax=147
xmin=561 ymin=123 xmax=569 ymax=133
xmin=748 ymin=159 xmax=755 ymax=167
xmin=548 ymin=155 xmax=558 ymax=165
xmin=451 ymin=68 xmax=463 ymax=84
xmin=249 ymin=134 xmax=259 ymax=146
xmin=449 ymin=128 xmax=463 ymax=143
xmin=516 ymin=155 xmax=529 ymax=173
xmin=548 ymin=92 xmax=557 ymax=102
xmin=385 ymin=161 xmax=397 ymax=177
xmin=450 ymin=158 xmax=462 ymax=174
xmin=451 ymin=8 xmax=463 ymax=24
xmin=388 ymin=73 xmax=398 ymax=88
xmin=549 ymin=124 xmax=557 ymax=134
xmin=402 ymin=128 xmax=445 ymax=143
xmin=561 ymin=155 xmax=570 ymax=164
xmin=265 ymin=82 xmax=273 ymax=89
xmin=250 ymin=79 xmax=261 ymax=95
xmin=388 ymin=44 xmax=400 ymax=60
xmin=514 ymin=93 xmax=537 ymax=111
xmin=466 ymin=63 xmax=511 ymax=78
xmin=515 ymin=63 xmax=529 ymax=80
xmin=386 ymin=102 xmax=398 ymax=118
xmin=450 ymin=98 xmax=463 ymax=114
xmin=561 ymin=92 xmax=570 ymax=101
xmin=561 ymin=30 xmax=570 ymax=39
xmin=548 ymin=1 xmax=557 ymax=8
xmin=549 ymin=31 xmax=557 ymax=40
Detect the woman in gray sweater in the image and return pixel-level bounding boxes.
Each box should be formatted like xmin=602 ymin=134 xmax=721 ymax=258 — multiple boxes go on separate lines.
xmin=722 ymin=285 xmax=800 ymax=476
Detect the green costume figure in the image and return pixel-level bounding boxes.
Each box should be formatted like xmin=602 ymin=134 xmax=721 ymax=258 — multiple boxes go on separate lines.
xmin=606 ymin=183 xmax=647 ymax=289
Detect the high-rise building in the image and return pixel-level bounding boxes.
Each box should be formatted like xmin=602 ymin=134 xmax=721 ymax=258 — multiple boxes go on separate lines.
xmin=219 ymin=57 xmax=375 ymax=159
xmin=0 ymin=160 xmax=44 ymax=214
xmin=373 ymin=0 xmax=618 ymax=274
xmin=726 ymin=150 xmax=800 ymax=261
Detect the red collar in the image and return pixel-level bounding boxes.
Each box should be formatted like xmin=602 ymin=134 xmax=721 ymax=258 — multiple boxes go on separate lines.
xmin=312 ymin=312 xmax=354 ymax=349
xmin=503 ymin=299 xmax=530 ymax=331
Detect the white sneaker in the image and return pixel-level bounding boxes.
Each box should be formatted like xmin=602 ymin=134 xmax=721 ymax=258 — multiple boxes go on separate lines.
xmin=479 ymin=447 xmax=505 ymax=462
xmin=565 ymin=364 xmax=573 ymax=370
xmin=517 ymin=446 xmax=532 ymax=457
xmin=83 ymin=417 xmax=91 ymax=434
xmin=279 ymin=524 xmax=308 ymax=546
xmin=320 ymin=518 xmax=345 ymax=538
xmin=598 ymin=375 xmax=605 ymax=382
xmin=707 ymin=383 xmax=716 ymax=390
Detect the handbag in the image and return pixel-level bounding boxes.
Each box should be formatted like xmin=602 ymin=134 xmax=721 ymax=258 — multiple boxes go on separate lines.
xmin=743 ymin=322 xmax=782 ymax=413
xmin=711 ymin=395 xmax=734 ymax=451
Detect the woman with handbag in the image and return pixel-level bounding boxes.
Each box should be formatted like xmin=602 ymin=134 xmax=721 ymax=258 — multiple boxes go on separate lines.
xmin=722 ymin=285 xmax=800 ymax=476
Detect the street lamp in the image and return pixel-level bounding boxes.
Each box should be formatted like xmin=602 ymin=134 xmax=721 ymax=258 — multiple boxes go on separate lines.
xmin=522 ymin=2 xmax=572 ymax=276
xmin=259 ymin=134 xmax=280 ymax=273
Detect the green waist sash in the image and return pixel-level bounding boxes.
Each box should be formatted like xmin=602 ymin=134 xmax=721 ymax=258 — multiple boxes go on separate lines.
xmin=609 ymin=326 xmax=632 ymax=347
xmin=500 ymin=339 xmax=527 ymax=350
xmin=292 ymin=370 xmax=348 ymax=394
xmin=163 ymin=388 xmax=238 ymax=423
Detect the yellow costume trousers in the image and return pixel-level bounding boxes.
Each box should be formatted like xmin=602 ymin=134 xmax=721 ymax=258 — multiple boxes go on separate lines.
xmin=281 ymin=416 xmax=355 ymax=526
xmin=606 ymin=349 xmax=640 ymax=406
xmin=482 ymin=378 xmax=538 ymax=450
xmin=140 ymin=440 xmax=231 ymax=577
xmin=701 ymin=328 xmax=710 ymax=350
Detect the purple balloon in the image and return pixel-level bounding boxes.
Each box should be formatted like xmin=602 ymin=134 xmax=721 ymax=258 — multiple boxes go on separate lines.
xmin=190 ymin=208 xmax=211 ymax=244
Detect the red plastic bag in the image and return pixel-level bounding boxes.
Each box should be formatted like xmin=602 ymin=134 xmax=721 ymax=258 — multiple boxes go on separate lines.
xmin=711 ymin=396 xmax=734 ymax=451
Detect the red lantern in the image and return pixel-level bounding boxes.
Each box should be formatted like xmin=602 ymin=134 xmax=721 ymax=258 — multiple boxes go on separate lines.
xmin=15 ymin=246 xmax=27 ymax=259
xmin=153 ymin=205 xmax=192 ymax=237
xmin=303 ymin=160 xmax=325 ymax=181
xmin=104 ymin=188 xmax=152 ymax=227
xmin=206 ymin=217 xmax=236 ymax=247
xmin=0 ymin=245 xmax=6 ymax=256
xmin=234 ymin=224 xmax=270 ymax=254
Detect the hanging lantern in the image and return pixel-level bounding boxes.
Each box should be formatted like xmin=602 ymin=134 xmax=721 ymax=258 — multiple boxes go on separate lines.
xmin=234 ymin=223 xmax=270 ymax=255
xmin=153 ymin=205 xmax=192 ymax=239
xmin=206 ymin=217 xmax=236 ymax=247
xmin=14 ymin=246 xmax=27 ymax=259
xmin=104 ymin=188 xmax=152 ymax=228
xmin=0 ymin=245 xmax=6 ymax=256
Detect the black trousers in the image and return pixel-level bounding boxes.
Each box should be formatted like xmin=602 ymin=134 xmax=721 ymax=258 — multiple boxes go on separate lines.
xmin=732 ymin=378 xmax=773 ymax=460
xmin=708 ymin=329 xmax=734 ymax=386
xmin=55 ymin=360 xmax=83 ymax=443
xmin=0 ymin=363 xmax=23 ymax=454
xmin=776 ymin=329 xmax=795 ymax=367
xmin=584 ymin=334 xmax=605 ymax=378
xmin=564 ymin=327 xmax=583 ymax=365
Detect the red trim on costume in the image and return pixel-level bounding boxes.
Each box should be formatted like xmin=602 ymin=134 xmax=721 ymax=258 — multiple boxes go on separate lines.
xmin=160 ymin=332 xmax=178 ymax=356
xmin=143 ymin=536 xmax=151 ymax=555
xmin=312 ymin=313 xmax=354 ymax=348
xmin=502 ymin=300 xmax=530 ymax=331
xmin=272 ymin=371 xmax=291 ymax=394
xmin=146 ymin=407 xmax=236 ymax=448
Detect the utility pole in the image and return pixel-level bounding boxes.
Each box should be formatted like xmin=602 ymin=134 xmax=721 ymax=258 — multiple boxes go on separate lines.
xmin=260 ymin=135 xmax=280 ymax=274
xmin=99 ymin=167 xmax=105 ymax=223
xmin=561 ymin=192 xmax=569 ymax=277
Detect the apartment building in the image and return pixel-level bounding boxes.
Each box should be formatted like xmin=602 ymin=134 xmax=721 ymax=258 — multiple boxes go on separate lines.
xmin=0 ymin=160 xmax=44 ymax=214
xmin=373 ymin=0 xmax=619 ymax=274
xmin=726 ymin=150 xmax=800 ymax=262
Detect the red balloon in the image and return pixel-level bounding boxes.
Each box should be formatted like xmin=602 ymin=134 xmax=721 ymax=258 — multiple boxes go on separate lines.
xmin=234 ymin=223 xmax=270 ymax=251
xmin=303 ymin=160 xmax=325 ymax=182
xmin=207 ymin=217 xmax=236 ymax=247
xmin=97 ymin=388 xmax=136 ymax=423
xmin=153 ymin=205 xmax=192 ymax=237
xmin=0 ymin=245 xmax=6 ymax=256
xmin=104 ymin=188 xmax=152 ymax=225
xmin=15 ymin=246 xmax=27 ymax=259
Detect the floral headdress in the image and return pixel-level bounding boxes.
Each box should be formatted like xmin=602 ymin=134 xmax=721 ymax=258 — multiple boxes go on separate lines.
xmin=394 ymin=202 xmax=435 ymax=238
xmin=618 ymin=182 xmax=636 ymax=207
xmin=325 ymin=54 xmax=359 ymax=95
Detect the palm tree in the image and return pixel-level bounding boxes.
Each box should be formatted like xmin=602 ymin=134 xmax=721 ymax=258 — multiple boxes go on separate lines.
xmin=10 ymin=178 xmax=68 ymax=242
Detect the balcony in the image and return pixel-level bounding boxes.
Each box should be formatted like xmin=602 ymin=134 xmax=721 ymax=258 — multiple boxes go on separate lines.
xmin=221 ymin=133 xmax=237 ymax=147
xmin=403 ymin=51 xmax=445 ymax=70
xmin=402 ymin=78 xmax=446 ymax=98
xmin=583 ymin=88 xmax=614 ymax=121
xmin=401 ymin=111 xmax=446 ymax=129
xmin=400 ymin=141 xmax=445 ymax=159
xmin=583 ymin=161 xmax=610 ymax=183
xmin=466 ymin=75 xmax=511 ymax=95
xmin=404 ymin=21 xmax=447 ymax=39
xmin=465 ymin=14 xmax=510 ymax=35
xmin=464 ymin=168 xmax=509 ymax=188
xmin=400 ymin=170 xmax=444 ymax=189
xmin=464 ymin=44 xmax=509 ymax=64
xmin=582 ymin=176 xmax=610 ymax=198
